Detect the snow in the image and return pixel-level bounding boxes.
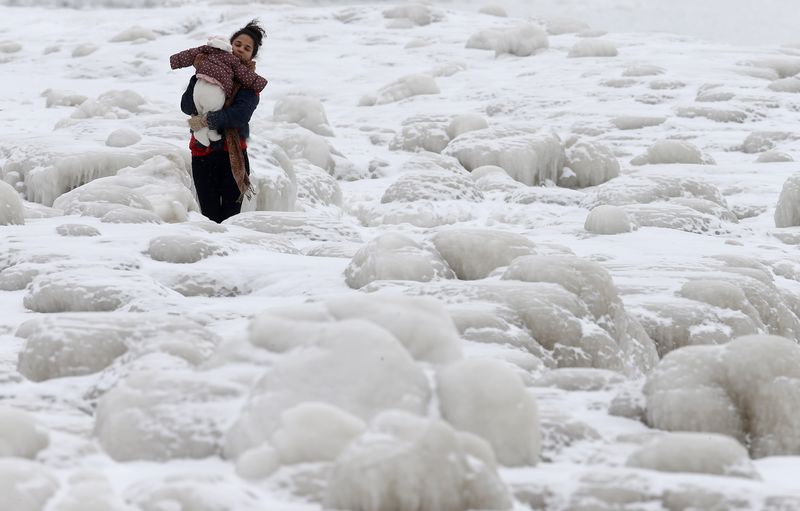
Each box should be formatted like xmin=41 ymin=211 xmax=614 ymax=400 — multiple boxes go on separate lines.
xmin=1 ymin=0 xmax=800 ymax=508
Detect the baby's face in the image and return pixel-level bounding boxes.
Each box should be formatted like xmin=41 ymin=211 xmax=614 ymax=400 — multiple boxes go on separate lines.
xmin=232 ymin=35 xmax=255 ymax=63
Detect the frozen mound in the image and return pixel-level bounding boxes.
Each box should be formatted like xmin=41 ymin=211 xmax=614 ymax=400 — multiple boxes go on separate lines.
xmin=472 ymin=165 xmax=523 ymax=194
xmin=100 ymin=206 xmax=162 ymax=224
xmin=51 ymin=155 xmax=197 ymax=222
xmin=696 ymin=87 xmax=736 ymax=102
xmin=631 ymin=140 xmax=716 ymax=165
xmin=0 ymin=459 xmax=59 ymax=511
xmin=382 ymin=4 xmax=441 ymax=26
xmin=109 ymin=25 xmax=156 ymax=42
xmin=41 ymin=88 xmax=87 ymax=107
xmin=224 ymin=320 xmax=431 ymax=458
xmin=775 ymin=173 xmax=800 ymax=227
xmin=768 ymin=77 xmax=800 ymax=93
xmin=741 ymin=131 xmax=791 ymax=153
xmin=348 ymin=199 xmax=475 ymax=228
xmin=72 ymin=43 xmax=97 ymax=57
xmin=505 ymin=185 xmax=584 ymax=206
xmin=466 ymin=24 xmax=548 ymax=57
xmin=16 ymin=313 xmax=218 ymax=381
xmin=304 ymin=241 xmax=360 ymax=258
xmin=437 ymin=358 xmax=539 ymax=466
xmin=273 ymin=94 xmax=333 ymax=136
xmin=105 ymin=128 xmax=141 ymax=147
xmin=249 ymin=293 xmax=462 ymax=363
xmin=622 ymin=64 xmax=665 ymax=77
xmin=501 ymin=256 xmax=658 ymax=375
xmin=23 ymin=267 xmax=180 ymax=313
xmin=443 ymin=125 xmax=565 ymax=186
xmin=345 ymin=232 xmax=454 ymax=288
xmin=543 ymin=17 xmax=590 ymax=35
xmin=757 ymin=150 xmax=793 ymax=163
xmin=125 ymin=476 xmax=260 ymax=511
xmin=324 ymin=411 xmax=511 ymax=511
xmin=623 ymin=203 xmax=729 ymax=235
xmin=225 ymin=211 xmax=359 ymax=243
xmin=293 ymin=160 xmax=342 ymax=209
xmin=478 ymin=5 xmax=506 ymax=17
xmin=53 ymin=472 xmax=133 ymax=511
xmin=0 ymin=180 xmax=24 ymax=225
xmin=447 ymin=113 xmax=489 ymax=139
xmin=584 ymin=205 xmax=634 ymax=235
xmin=389 ymin=115 xmax=450 ymax=153
xmin=582 ymin=174 xmax=726 ymax=209
xmin=568 ymin=39 xmax=618 ymax=58
xmin=431 ymin=228 xmax=537 ymax=280
xmin=95 ymin=369 xmax=240 ymax=461
xmin=669 ymin=197 xmax=738 ymax=223
xmin=147 ymin=234 xmax=227 ymax=263
xmin=676 ymin=105 xmax=747 ymax=123
xmin=744 ymin=57 xmax=800 ymax=78
xmin=0 ymin=40 xmax=22 ymax=53
xmin=55 ymin=223 xmax=100 ymax=237
xmin=363 ymin=73 xmax=439 ymax=105
xmin=626 ymin=432 xmax=759 ymax=479
xmin=381 ymin=170 xmax=483 ymax=203
xmin=561 ymin=141 xmax=620 ymax=188
xmin=70 ymin=90 xmax=145 ymax=119
xmin=0 ymin=407 xmax=49 ymax=459
xmin=644 ymin=334 xmax=800 ymax=457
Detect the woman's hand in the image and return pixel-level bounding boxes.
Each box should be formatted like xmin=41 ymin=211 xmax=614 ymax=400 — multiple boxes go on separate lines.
xmin=188 ymin=114 xmax=208 ymax=131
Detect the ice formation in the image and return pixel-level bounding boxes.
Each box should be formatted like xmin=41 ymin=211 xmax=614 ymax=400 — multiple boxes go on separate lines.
xmin=0 ymin=180 xmax=24 ymax=225
xmin=431 ymin=228 xmax=537 ymax=279
xmin=584 ymin=205 xmax=633 ymax=234
xmin=273 ymin=94 xmax=334 ymax=136
xmin=775 ymin=172 xmax=800 ymax=227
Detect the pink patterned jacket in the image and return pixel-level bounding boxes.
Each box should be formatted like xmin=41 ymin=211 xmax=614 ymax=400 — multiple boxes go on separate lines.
xmin=170 ymin=45 xmax=267 ymax=98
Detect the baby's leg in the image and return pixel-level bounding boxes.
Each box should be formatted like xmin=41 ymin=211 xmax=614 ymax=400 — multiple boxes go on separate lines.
xmin=193 ymin=78 xmax=226 ymax=145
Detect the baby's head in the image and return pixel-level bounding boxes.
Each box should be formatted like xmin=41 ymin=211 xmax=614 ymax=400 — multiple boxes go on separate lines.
xmin=207 ymin=35 xmax=232 ymax=53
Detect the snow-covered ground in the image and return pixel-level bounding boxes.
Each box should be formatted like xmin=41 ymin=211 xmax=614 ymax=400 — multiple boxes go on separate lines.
xmin=1 ymin=1 xmax=800 ymax=510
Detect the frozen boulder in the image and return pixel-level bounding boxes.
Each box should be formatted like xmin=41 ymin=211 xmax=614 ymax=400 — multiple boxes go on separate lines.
xmin=467 ymin=24 xmax=548 ymax=57
xmin=95 ymin=369 xmax=241 ymax=461
xmin=0 ymin=180 xmax=24 ymax=225
xmin=775 ymin=173 xmax=800 ymax=227
xmin=0 ymin=408 xmax=49 ymax=459
xmin=293 ymin=160 xmax=342 ymax=209
xmin=242 ymin=140 xmax=297 ymax=210
xmin=623 ymin=203 xmax=728 ymax=235
xmin=626 ymin=432 xmax=759 ymax=479
xmin=568 ymin=39 xmax=618 ymax=58
xmin=745 ymin=57 xmax=800 ymax=78
xmin=479 ymin=5 xmax=507 ymax=17
xmin=611 ymin=115 xmax=666 ymax=130
xmin=72 ymin=43 xmax=97 ymax=57
xmin=101 ymin=206 xmax=162 ymax=224
xmin=381 ymin=171 xmax=483 ymax=203
xmin=742 ymin=131 xmax=791 ymax=153
xmin=447 ymin=113 xmax=488 ymax=139
xmin=631 ymin=140 xmax=716 ymax=165
xmin=345 ymin=232 xmax=454 ymax=288
xmin=562 ymin=141 xmax=620 ymax=188
xmin=373 ymin=73 xmax=439 ymax=105
xmin=110 ymin=25 xmax=157 ymax=42
xmin=124 ymin=476 xmax=260 ymax=511
xmin=582 ymin=174 xmax=726 ymax=209
xmin=644 ymin=335 xmax=800 ymax=457
xmin=431 ymin=228 xmax=537 ymax=280
xmin=757 ymin=150 xmax=793 ymax=163
xmin=105 ymin=128 xmax=141 ymax=147
xmin=325 ymin=411 xmax=512 ymax=511
xmin=0 ymin=460 xmax=59 ymax=511
xmin=444 ymin=125 xmax=565 ymax=186
xmin=224 ymin=321 xmax=431 ymax=458
xmin=768 ymin=77 xmax=800 ymax=93
xmin=389 ymin=115 xmax=451 ymax=153
xmin=147 ymin=235 xmax=226 ymax=263
xmin=622 ymin=64 xmax=664 ymax=77
xmin=225 ymin=211 xmax=358 ymax=243
xmin=382 ymin=4 xmax=441 ymax=26
xmin=584 ymin=205 xmax=633 ymax=234
xmin=273 ymin=95 xmax=333 ymax=136
xmin=270 ymin=402 xmax=365 ymax=464
xmin=676 ymin=106 xmax=746 ymax=123
xmin=544 ymin=17 xmax=590 ymax=35
xmin=437 ymin=359 xmax=540 ymax=466
xmin=53 ymin=472 xmax=134 ymax=511
xmin=55 ymin=223 xmax=100 ymax=237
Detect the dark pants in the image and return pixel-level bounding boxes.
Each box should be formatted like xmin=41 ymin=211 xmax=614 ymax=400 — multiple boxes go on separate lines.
xmin=191 ymin=150 xmax=250 ymax=223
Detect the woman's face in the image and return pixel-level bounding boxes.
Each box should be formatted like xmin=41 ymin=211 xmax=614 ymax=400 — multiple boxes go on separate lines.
xmin=232 ymin=34 xmax=255 ymax=63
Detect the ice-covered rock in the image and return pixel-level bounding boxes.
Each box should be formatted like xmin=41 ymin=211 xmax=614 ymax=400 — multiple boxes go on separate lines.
xmin=382 ymin=170 xmax=483 ymax=203
xmin=568 ymin=39 xmax=618 ymax=58
xmin=324 ymin=411 xmax=512 ymax=511
xmin=0 ymin=40 xmax=22 ymax=53
xmin=241 ymin=139 xmax=297 ymax=210
xmin=742 ymin=131 xmax=791 ymax=153
xmin=444 ymin=125 xmax=565 ymax=186
xmin=96 ymin=369 xmax=240 ymax=461
xmin=611 ymin=115 xmax=667 ymax=130
xmin=437 ymin=359 xmax=540 ymax=466
xmin=0 ymin=180 xmax=24 ymax=225
xmin=273 ymin=95 xmax=333 ymax=136
xmin=105 ymin=128 xmax=141 ymax=147
xmin=55 ymin=223 xmax=100 ymax=237
xmin=125 ymin=476 xmax=260 ymax=511
xmin=745 ymin=57 xmax=800 ymax=78
xmin=757 ymin=150 xmax=793 ymax=163
xmin=348 ymin=199 xmax=475 ymax=228
xmin=544 ymin=17 xmax=590 ymax=35
xmin=372 ymin=73 xmax=439 ymax=105
xmin=479 ymin=5 xmax=507 ymax=17
xmin=270 ymin=402 xmax=365 ymax=464
xmin=16 ymin=313 xmax=218 ymax=381
xmin=72 ymin=43 xmax=97 ymax=57
xmin=624 ymin=203 xmax=729 ymax=235
xmin=71 ymin=90 xmax=145 ymax=119
xmin=0 ymin=460 xmax=59 ymax=511
xmin=626 ymin=432 xmax=760 ymax=479
xmin=676 ymin=105 xmax=746 ymax=123
xmin=293 ymin=160 xmax=342 ymax=209
xmin=382 ymin=4 xmax=441 ymax=26
xmin=53 ymin=472 xmax=135 ymax=511
xmin=41 ymin=88 xmax=87 ymax=107
xmin=0 ymin=408 xmax=49 ymax=459
xmin=467 ymin=24 xmax=548 ymax=57
xmin=644 ymin=335 xmax=800 ymax=457
xmin=584 ymin=205 xmax=633 ymax=235
xmin=561 ymin=141 xmax=620 ymax=188
xmin=582 ymin=174 xmax=726 ymax=209
xmin=225 ymin=211 xmax=358 ymax=243
xmin=631 ymin=140 xmax=716 ymax=165
xmin=622 ymin=64 xmax=664 ymax=77
xmin=505 ymin=185 xmax=584 ymax=206
xmin=101 ymin=206 xmax=163 ymax=224
xmin=345 ymin=232 xmax=454 ymax=288
xmin=110 ymin=25 xmax=156 ymax=42
xmin=147 ymin=234 xmax=227 ymax=263
xmin=431 ymin=228 xmax=536 ymax=280
xmin=23 ymin=268 xmax=180 ymax=313
xmin=768 ymin=77 xmax=800 ymax=93
xmin=224 ymin=321 xmax=431 ymax=458
xmin=775 ymin=173 xmax=800 ymax=227
xmin=249 ymin=293 xmax=462 ymax=363
xmin=447 ymin=113 xmax=488 ymax=139
xmin=389 ymin=115 xmax=450 ymax=153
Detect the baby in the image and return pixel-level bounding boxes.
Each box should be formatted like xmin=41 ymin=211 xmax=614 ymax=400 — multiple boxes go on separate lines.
xmin=170 ymin=36 xmax=268 ymax=146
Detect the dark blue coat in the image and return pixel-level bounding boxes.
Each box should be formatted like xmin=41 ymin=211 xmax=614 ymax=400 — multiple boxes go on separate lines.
xmin=181 ymin=75 xmax=259 ymax=143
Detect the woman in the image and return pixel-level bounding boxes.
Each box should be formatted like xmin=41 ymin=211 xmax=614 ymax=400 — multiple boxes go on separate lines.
xmin=181 ymin=19 xmax=267 ymax=223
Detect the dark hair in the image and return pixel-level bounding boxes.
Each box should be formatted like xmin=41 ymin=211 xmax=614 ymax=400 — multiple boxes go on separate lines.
xmin=231 ymin=19 xmax=267 ymax=58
